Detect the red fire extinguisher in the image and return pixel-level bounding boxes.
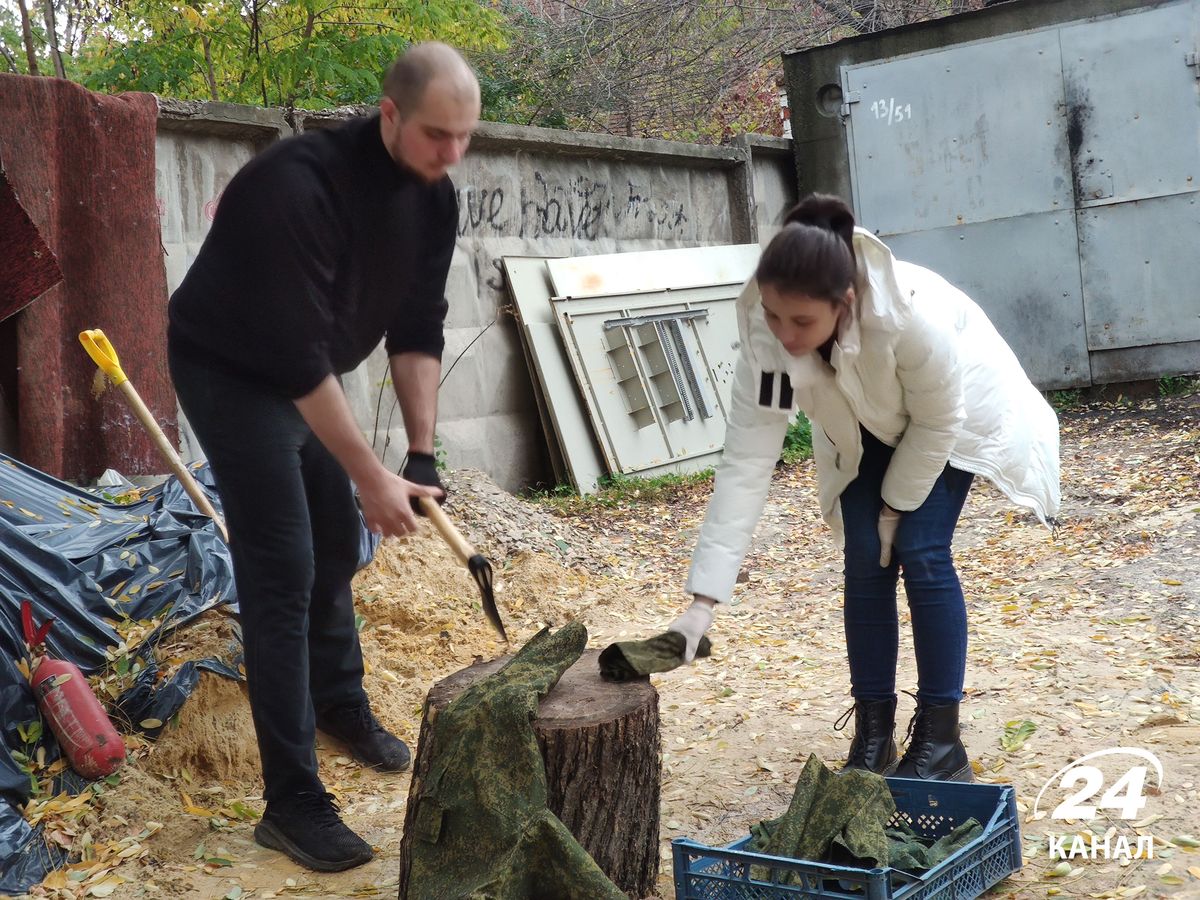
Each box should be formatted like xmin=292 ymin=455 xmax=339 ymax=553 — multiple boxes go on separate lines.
xmin=21 ymin=601 xmax=126 ymax=780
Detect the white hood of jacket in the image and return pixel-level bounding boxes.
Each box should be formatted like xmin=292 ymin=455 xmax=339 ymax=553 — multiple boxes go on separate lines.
xmin=686 ymin=228 xmax=1060 ymax=603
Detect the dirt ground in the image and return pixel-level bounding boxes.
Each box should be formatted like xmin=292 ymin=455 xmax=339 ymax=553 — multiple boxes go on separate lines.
xmin=16 ymin=389 xmax=1200 ymax=900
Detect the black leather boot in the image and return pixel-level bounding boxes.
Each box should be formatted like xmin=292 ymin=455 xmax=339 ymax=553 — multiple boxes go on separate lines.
xmin=894 ymin=701 xmax=974 ymax=781
xmin=837 ymin=697 xmax=898 ymax=775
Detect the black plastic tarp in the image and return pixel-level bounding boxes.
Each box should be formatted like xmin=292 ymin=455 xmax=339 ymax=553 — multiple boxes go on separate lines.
xmin=0 ymin=454 xmax=235 ymax=894
xmin=0 ymin=451 xmax=379 ymax=892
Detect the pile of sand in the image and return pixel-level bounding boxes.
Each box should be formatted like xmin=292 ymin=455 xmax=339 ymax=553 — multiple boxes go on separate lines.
xmin=75 ymin=486 xmax=634 ymax=877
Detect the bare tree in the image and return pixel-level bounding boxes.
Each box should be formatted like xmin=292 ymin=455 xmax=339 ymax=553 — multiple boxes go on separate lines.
xmin=60 ymin=0 xmax=104 ymax=60
xmin=494 ymin=0 xmax=983 ymax=141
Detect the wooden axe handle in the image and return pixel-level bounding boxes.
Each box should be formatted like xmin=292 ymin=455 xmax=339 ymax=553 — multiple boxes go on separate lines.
xmin=418 ymin=496 xmax=473 ymax=565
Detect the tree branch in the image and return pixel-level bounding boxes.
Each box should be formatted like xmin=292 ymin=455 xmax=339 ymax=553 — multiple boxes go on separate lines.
xmin=0 ymin=40 xmax=20 ymax=73
xmin=201 ymin=32 xmax=219 ymax=100
xmin=41 ymin=0 xmax=67 ymax=77
xmin=16 ymin=0 xmax=40 ymax=75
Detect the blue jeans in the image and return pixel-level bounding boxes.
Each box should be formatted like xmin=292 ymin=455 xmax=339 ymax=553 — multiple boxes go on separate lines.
xmin=840 ymin=427 xmax=973 ymax=706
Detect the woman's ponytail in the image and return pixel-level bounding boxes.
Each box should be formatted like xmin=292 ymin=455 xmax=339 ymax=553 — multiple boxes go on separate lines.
xmin=755 ymin=193 xmax=857 ymax=303
xmin=783 ymin=194 xmax=856 ymax=259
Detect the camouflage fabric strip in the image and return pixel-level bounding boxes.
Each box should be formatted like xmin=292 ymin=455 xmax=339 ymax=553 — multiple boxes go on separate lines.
xmin=598 ymin=631 xmax=713 ymax=682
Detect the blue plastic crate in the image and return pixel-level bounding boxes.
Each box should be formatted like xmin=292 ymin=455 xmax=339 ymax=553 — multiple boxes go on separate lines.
xmin=673 ymin=778 xmax=1021 ymax=900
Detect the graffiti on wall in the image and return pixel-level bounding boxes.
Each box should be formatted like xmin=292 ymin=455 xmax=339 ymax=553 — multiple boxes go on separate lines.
xmin=456 ymin=172 xmax=692 ymax=240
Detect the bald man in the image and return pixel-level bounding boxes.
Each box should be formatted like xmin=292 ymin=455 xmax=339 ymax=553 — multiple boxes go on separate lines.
xmin=167 ymin=43 xmax=480 ymax=871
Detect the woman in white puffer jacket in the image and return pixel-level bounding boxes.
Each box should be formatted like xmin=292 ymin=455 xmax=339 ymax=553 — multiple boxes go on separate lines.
xmin=668 ymin=194 xmax=1059 ymax=781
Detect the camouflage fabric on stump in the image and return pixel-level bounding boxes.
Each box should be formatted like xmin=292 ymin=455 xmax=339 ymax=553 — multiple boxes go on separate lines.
xmin=749 ymin=753 xmax=894 ymax=882
xmin=598 ymin=631 xmax=712 ymax=682
xmin=402 ymin=622 xmax=625 ymax=900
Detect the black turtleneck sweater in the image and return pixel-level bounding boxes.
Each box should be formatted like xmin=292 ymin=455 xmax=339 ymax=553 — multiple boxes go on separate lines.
xmin=168 ymin=115 xmax=457 ymax=398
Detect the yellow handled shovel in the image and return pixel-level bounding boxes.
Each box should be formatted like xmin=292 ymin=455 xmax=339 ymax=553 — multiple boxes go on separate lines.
xmin=79 ymin=329 xmax=228 ymax=543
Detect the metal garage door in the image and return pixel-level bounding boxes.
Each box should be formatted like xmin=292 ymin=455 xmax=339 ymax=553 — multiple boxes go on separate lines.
xmin=840 ymin=0 xmax=1199 ymax=388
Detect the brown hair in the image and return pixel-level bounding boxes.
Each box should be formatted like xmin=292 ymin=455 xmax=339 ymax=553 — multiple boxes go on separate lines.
xmin=755 ymin=194 xmax=857 ymax=307
xmin=382 ymin=42 xmax=475 ymax=116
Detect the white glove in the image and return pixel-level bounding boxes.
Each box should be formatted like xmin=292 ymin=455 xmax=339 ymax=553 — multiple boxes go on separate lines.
xmin=667 ymin=598 xmax=715 ymax=663
xmin=878 ymin=505 xmax=902 ymax=567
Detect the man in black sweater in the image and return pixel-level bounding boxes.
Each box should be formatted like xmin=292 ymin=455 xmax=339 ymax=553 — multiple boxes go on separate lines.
xmin=167 ymin=43 xmax=479 ymax=872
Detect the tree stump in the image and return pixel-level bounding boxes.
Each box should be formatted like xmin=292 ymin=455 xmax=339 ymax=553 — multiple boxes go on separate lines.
xmin=397 ymin=648 xmax=660 ymax=898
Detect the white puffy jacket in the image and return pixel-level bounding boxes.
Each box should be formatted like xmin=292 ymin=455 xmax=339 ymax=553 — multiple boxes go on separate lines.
xmin=686 ymin=228 xmax=1060 ymax=603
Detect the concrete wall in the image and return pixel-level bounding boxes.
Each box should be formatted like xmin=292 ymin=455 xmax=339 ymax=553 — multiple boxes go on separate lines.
xmin=742 ymin=133 xmax=798 ymax=243
xmin=155 ymin=101 xmax=290 ymax=462
xmin=155 ymin=101 xmax=796 ymax=490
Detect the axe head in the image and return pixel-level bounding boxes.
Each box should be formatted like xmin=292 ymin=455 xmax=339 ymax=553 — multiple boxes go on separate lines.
xmin=467 ymin=554 xmax=507 ymax=642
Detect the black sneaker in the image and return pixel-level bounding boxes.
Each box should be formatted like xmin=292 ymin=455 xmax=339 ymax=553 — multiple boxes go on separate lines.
xmin=316 ymin=699 xmax=411 ymax=772
xmin=254 ymin=791 xmax=373 ymax=871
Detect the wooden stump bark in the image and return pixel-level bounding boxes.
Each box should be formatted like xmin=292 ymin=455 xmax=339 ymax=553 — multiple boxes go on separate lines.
xmin=397 ymin=648 xmax=660 ymax=898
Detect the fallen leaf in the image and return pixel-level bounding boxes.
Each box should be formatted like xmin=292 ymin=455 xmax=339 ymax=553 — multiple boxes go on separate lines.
xmin=1046 ymin=861 xmax=1071 ymax=878
xmin=1002 ymin=720 xmax=1037 ymax=752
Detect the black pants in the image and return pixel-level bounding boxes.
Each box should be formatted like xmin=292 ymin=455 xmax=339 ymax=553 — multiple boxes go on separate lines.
xmin=169 ymin=348 xmax=366 ymax=803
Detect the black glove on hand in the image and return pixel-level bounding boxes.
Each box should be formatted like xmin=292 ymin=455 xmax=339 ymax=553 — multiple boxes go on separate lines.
xmin=402 ymin=451 xmax=446 ymax=513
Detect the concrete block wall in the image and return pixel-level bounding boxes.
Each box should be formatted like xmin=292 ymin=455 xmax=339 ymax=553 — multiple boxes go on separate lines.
xmin=155 ymin=101 xmax=797 ymax=491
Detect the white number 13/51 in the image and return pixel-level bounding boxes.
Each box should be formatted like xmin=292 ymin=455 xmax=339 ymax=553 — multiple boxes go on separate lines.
xmin=871 ymin=98 xmax=911 ymax=125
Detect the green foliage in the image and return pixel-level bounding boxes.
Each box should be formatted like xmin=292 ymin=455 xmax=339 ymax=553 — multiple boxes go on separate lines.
xmin=0 ymin=8 xmax=30 ymax=73
xmin=473 ymin=55 xmax=566 ymax=129
xmin=528 ymin=469 xmax=714 ymax=513
xmin=433 ymin=434 xmax=447 ymax=472
xmin=780 ymin=413 xmax=813 ymax=465
xmin=1048 ymin=389 xmax=1083 ymax=411
xmin=3 ymin=0 xmax=982 ymax=131
xmin=530 ymin=413 xmax=813 ymax=514
xmin=65 ymin=0 xmax=507 ymax=108
xmin=481 ymin=0 xmax=982 ymax=142
xmin=1157 ymin=374 xmax=1199 ymax=397
xmin=11 ymin=719 xmax=45 ymax=797
xmin=468 ymin=0 xmax=572 ymax=128
xmin=595 ymin=470 xmax=715 ymax=503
